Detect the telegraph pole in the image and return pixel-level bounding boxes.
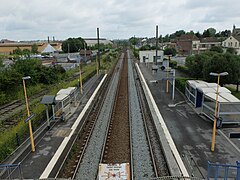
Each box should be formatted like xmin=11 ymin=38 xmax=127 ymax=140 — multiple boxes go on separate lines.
xmin=155 ymin=25 xmax=158 ymax=65
xmin=97 ymin=28 xmax=100 ymax=69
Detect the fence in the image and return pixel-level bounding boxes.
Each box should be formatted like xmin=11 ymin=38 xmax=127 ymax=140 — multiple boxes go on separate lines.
xmin=0 ymin=163 xmax=23 ymax=179
xmin=207 ymin=161 xmax=240 ymax=179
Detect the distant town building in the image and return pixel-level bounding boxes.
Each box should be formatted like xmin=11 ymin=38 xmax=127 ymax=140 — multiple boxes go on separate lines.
xmin=176 ymin=34 xmax=200 ymax=55
xmin=198 ymin=37 xmax=221 ymax=53
xmin=232 ymin=24 xmax=240 ymax=36
xmin=222 ymin=25 xmax=240 ymax=55
xmin=0 ymin=42 xmax=62 ymax=55
xmin=84 ymin=38 xmax=113 ymax=47
xmin=139 ymin=50 xmax=164 ymax=64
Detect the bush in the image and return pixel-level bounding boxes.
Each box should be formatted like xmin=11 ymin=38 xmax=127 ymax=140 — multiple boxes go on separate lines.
xmin=177 ymin=65 xmax=189 ymax=74
xmin=175 ymin=78 xmax=189 ymax=93
xmin=169 ymin=60 xmax=177 ymax=68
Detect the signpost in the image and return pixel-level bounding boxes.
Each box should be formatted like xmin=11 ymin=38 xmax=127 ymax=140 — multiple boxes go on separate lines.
xmin=99 ymin=163 xmax=130 ymax=180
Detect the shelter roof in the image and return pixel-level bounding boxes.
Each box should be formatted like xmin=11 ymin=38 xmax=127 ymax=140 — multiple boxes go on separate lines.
xmin=55 ymin=94 xmax=68 ymax=101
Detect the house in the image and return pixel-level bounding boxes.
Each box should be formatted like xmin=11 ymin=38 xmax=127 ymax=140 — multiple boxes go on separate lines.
xmin=79 ymin=49 xmax=92 ymax=57
xmin=198 ymin=37 xmax=221 ymax=52
xmin=176 ymin=34 xmax=200 ymax=55
xmin=221 ymin=25 xmax=240 ymax=55
xmin=139 ymin=50 xmax=164 ymax=64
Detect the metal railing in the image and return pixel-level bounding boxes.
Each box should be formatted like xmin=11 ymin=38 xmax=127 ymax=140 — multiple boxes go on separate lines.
xmin=207 ymin=161 xmax=240 ymax=179
xmin=0 ymin=163 xmax=23 ymax=179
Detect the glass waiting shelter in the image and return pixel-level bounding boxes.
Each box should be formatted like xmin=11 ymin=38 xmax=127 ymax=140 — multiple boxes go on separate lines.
xmin=202 ymin=92 xmax=240 ymax=125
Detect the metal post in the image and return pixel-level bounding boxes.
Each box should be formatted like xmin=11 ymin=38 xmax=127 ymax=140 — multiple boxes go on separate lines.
xmin=155 ymin=25 xmax=158 ymax=65
xmin=166 ymin=70 xmax=169 ymax=93
xmin=79 ymin=62 xmax=83 ymax=94
xmin=172 ymin=69 xmax=175 ymax=101
xmin=96 ymin=55 xmax=99 ymax=75
xmin=45 ymin=105 xmax=50 ymax=129
xmin=52 ymin=104 xmax=55 ymax=120
xmin=22 ymin=78 xmax=35 ymax=152
xmin=97 ymin=27 xmax=100 ymax=69
xmin=211 ymin=74 xmax=220 ymax=152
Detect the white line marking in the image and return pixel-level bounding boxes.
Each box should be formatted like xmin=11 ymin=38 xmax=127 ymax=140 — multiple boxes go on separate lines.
xmin=40 ymin=74 xmax=107 ymax=179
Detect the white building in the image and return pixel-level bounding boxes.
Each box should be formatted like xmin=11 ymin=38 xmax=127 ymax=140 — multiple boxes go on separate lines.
xmin=222 ymin=35 xmax=240 ymax=55
xmin=84 ymin=38 xmax=113 ymax=47
xmin=139 ymin=50 xmax=164 ymax=64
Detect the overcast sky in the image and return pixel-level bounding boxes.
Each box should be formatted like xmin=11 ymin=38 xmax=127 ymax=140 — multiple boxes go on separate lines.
xmin=1 ymin=0 xmax=240 ymax=41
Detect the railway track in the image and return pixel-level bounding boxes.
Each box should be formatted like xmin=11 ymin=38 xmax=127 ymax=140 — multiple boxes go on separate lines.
xmin=51 ymin=50 xmax=169 ymax=179
xmin=131 ymin=54 xmax=169 ymax=177
xmin=100 ymin=52 xmax=130 ymax=165
xmin=56 ymin=53 xmax=123 ymax=179
xmin=57 ymin=73 xmax=112 ymax=179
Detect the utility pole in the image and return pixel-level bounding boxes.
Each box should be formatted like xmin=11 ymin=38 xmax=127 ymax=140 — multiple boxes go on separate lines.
xmin=134 ymin=35 xmax=136 ymax=56
xmin=97 ymin=28 xmax=100 ymax=70
xmin=155 ymin=25 xmax=158 ymax=65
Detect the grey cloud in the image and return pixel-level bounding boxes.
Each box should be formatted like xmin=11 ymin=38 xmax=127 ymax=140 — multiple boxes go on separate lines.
xmin=0 ymin=0 xmax=240 ymax=40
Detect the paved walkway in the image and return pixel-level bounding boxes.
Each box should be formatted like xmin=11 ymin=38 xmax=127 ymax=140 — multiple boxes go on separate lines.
xmin=139 ymin=64 xmax=240 ymax=178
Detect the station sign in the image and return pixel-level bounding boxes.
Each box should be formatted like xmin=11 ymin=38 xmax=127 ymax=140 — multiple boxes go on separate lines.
xmin=24 ymin=114 xmax=35 ymax=123
xmin=99 ymin=163 xmax=130 ymax=180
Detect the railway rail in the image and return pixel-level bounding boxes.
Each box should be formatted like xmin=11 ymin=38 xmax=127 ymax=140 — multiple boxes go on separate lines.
xmin=58 ymin=50 xmax=170 ymax=179
xmin=55 ymin=53 xmax=124 ymax=179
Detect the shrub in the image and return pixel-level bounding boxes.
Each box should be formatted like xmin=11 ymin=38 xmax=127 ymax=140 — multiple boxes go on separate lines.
xmin=175 ymin=77 xmax=189 ymax=93
xmin=177 ymin=65 xmax=189 ymax=74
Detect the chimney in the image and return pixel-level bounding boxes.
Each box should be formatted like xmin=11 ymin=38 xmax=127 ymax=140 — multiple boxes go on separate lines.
xmin=47 ymin=36 xmax=50 ymax=43
xmin=53 ymin=36 xmax=55 ymax=42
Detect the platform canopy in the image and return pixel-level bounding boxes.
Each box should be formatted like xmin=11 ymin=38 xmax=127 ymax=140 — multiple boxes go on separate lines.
xmin=41 ymin=95 xmax=55 ymax=105
xmin=55 ymin=94 xmax=68 ymax=101
xmin=205 ymin=92 xmax=229 ymax=102
xmin=57 ymin=87 xmax=76 ymax=96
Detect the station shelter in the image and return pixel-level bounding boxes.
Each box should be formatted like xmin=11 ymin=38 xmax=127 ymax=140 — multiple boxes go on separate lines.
xmin=185 ymin=80 xmax=240 ymax=125
xmin=55 ymin=87 xmax=77 ymax=119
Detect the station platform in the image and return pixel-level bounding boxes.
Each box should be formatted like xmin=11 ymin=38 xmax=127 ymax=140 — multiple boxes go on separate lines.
xmin=0 ymin=75 xmax=104 ymax=179
xmin=138 ymin=63 xmax=240 ymax=178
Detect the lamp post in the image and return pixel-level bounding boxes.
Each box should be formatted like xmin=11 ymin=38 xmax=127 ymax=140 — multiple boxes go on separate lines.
xmin=22 ymin=76 xmax=35 ymax=152
xmin=210 ymin=72 xmax=228 ymax=152
xmin=79 ymin=61 xmax=83 ymax=94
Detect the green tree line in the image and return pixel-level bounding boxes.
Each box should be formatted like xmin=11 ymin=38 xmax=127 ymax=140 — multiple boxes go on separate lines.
xmin=185 ymin=50 xmax=240 ymax=85
xmin=0 ymin=59 xmax=66 ymax=105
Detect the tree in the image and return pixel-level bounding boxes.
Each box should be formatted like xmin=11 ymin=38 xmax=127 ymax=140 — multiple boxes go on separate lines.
xmin=62 ymin=37 xmax=86 ymax=53
xmin=164 ymin=47 xmax=177 ymax=56
xmin=129 ymin=37 xmax=137 ymax=46
xmin=226 ymin=47 xmax=236 ymax=54
xmin=203 ymin=28 xmax=216 ymax=37
xmin=175 ymin=30 xmax=185 ymax=37
xmin=22 ymin=49 xmax=31 ymax=55
xmin=13 ymin=47 xmax=22 ymax=55
xmin=195 ymin=31 xmax=202 ymax=38
xmin=209 ymin=46 xmax=223 ymax=53
xmin=31 ymin=44 xmax=38 ymax=54
xmin=203 ymin=53 xmax=240 ymax=85
xmin=185 ymin=54 xmax=209 ymax=79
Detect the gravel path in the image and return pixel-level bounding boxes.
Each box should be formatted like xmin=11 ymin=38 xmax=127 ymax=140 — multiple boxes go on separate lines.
xmin=75 ymin=53 xmax=124 ymax=179
xmin=127 ymin=50 xmax=155 ymax=179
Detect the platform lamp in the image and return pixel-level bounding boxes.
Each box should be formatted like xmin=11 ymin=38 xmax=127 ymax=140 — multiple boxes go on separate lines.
xmin=79 ymin=60 xmax=83 ymax=94
xmin=210 ymin=72 xmax=228 ymax=152
xmin=22 ymin=76 xmax=35 ymax=152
